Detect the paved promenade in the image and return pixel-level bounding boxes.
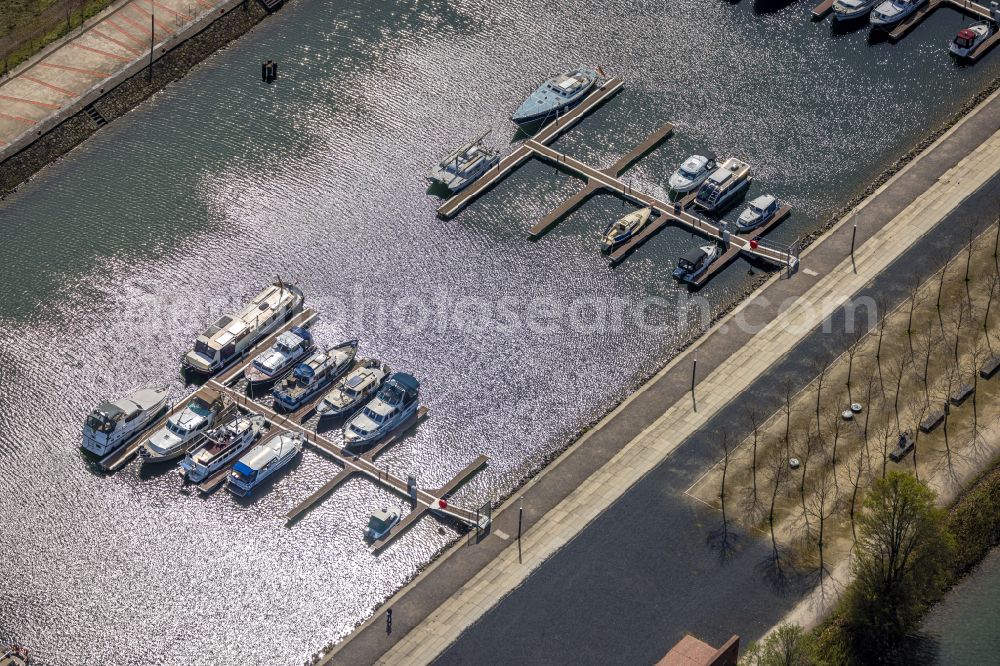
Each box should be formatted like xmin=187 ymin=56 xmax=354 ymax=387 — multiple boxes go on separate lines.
xmin=0 ymin=0 xmax=232 ymax=156
xmin=323 ymin=84 xmax=1000 ymax=665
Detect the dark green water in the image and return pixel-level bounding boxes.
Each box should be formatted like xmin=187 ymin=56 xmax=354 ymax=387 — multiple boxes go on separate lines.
xmin=1 ymin=0 xmax=999 ymax=663
xmin=913 ymin=548 xmax=1000 ymax=664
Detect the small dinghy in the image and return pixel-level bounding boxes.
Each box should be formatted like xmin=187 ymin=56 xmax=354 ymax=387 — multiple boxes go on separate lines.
xmin=600 ymin=207 xmax=653 ymax=252
xmin=672 ymin=245 xmax=721 ymax=284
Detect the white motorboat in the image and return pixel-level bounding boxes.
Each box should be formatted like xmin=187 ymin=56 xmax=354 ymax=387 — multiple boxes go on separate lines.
xmin=694 ymin=158 xmax=752 ymax=213
xmin=949 ymin=23 xmax=993 ymax=59
xmin=736 ymin=194 xmax=782 ymax=232
xmin=81 ymin=387 xmax=168 ymax=457
xmin=271 ymin=340 xmax=359 ymax=412
xmin=244 ymin=326 xmax=314 ymax=388
xmin=315 ymin=359 xmax=391 ymax=421
xmin=178 ymin=413 xmax=267 ymax=483
xmin=511 ymin=67 xmax=599 ymax=125
xmin=672 ymin=245 xmax=721 ymax=284
xmin=343 ymin=373 xmax=420 ymax=447
xmin=668 ymin=154 xmax=716 ymax=194
xmin=428 ymin=131 xmax=500 ymax=192
xmin=138 ymin=391 xmax=229 ymax=464
xmin=600 ymin=207 xmax=653 ymax=252
xmin=181 ymin=280 xmax=304 ymax=378
xmin=225 ymin=432 xmax=304 ymax=496
xmin=831 ymin=0 xmax=879 ymax=21
xmin=366 ymin=508 xmax=401 ymax=541
xmin=870 ymin=0 xmax=926 ymax=28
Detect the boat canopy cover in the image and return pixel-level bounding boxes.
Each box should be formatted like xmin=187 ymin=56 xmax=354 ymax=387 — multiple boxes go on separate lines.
xmin=958 ymin=28 xmax=976 ymax=40
xmin=390 ymin=373 xmax=420 ymax=395
xmin=233 ymin=461 xmax=257 ymax=478
xmin=681 ymin=247 xmax=708 ymax=266
xmin=289 ymin=326 xmax=312 ymax=341
xmin=294 ymin=363 xmax=316 ymax=381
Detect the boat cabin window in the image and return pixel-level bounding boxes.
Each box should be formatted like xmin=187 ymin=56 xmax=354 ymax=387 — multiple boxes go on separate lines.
xmin=957 ymin=36 xmax=972 ymax=47
xmin=167 ymin=421 xmax=190 ymax=436
xmin=368 ymin=516 xmax=387 ymax=531
xmin=86 ymin=413 xmax=114 ymax=432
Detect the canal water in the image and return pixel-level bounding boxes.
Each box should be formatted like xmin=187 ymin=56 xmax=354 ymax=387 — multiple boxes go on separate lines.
xmin=912 ymin=548 xmax=1000 ymax=664
xmin=2 ymin=1 xmax=999 ymax=663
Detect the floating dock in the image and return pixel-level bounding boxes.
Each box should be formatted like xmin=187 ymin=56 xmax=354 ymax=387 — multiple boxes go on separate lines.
xmin=435 ymin=78 xmax=796 ymax=280
xmin=686 ymin=205 xmax=793 ymax=288
xmin=811 ymin=0 xmax=836 ymax=20
xmin=888 ymin=0 xmax=998 ymax=56
xmin=523 ymin=139 xmax=794 ymax=268
xmin=100 ymin=311 xmax=489 ymax=547
xmin=436 ymin=77 xmax=625 ymax=219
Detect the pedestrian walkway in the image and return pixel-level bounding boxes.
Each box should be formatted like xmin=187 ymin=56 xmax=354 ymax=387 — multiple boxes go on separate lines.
xmin=320 ymin=85 xmax=1000 ymax=664
xmin=0 ymin=0 xmax=232 ymax=154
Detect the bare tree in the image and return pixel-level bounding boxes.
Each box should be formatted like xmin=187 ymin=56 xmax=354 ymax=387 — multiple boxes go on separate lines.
xmin=798 ymin=429 xmax=816 ymax=537
xmin=847 ymin=449 xmax=867 ymax=547
xmin=826 ymin=408 xmax=844 ymax=495
xmin=846 ymin=328 xmax=864 ymax=403
xmin=743 ymin=404 xmax=763 ymax=519
xmin=984 ymin=267 xmax=999 ymax=354
xmin=906 ymin=280 xmax=920 ymax=358
xmin=813 ymin=355 xmax=828 ymax=442
xmin=709 ymin=430 xmax=736 ymax=561
xmin=808 ymin=471 xmax=837 ymax=584
xmin=766 ymin=444 xmax=788 ymax=576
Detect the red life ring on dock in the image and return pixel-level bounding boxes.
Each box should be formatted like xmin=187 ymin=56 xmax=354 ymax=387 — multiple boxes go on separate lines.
xmin=749 ymin=240 xmax=759 ymax=249
xmin=439 ymin=498 xmax=448 ymax=509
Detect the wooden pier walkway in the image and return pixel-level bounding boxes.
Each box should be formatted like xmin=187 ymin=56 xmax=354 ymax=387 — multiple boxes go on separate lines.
xmin=888 ymin=0 xmax=995 ymax=41
xmin=528 ymin=121 xmax=675 ymax=239
xmin=436 ymin=77 xmax=625 ymax=219
xmin=207 ymin=380 xmax=488 ymax=544
xmin=688 ymin=205 xmax=792 ymax=288
xmin=811 ymin=0 xmax=836 ymax=19
xmin=524 ymin=139 xmax=792 ymax=267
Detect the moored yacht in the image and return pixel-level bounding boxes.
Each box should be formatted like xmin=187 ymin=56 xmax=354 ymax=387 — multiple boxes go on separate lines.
xmin=428 ymin=132 xmax=500 ymax=192
xmin=225 ymin=432 xmax=304 ymax=496
xmin=736 ymin=194 xmax=781 ymax=233
xmin=949 ymin=23 xmax=993 ymax=59
xmin=272 ymin=340 xmax=359 ymax=412
xmin=694 ymin=158 xmax=752 ymax=213
xmin=315 ymin=359 xmax=391 ymax=421
xmin=82 ymin=387 xmax=169 ymax=457
xmin=672 ymin=245 xmax=721 ymax=284
xmin=178 ymin=413 xmax=267 ymax=483
xmin=668 ymin=154 xmax=717 ymax=194
xmin=831 ymin=0 xmax=879 ymax=21
xmin=366 ymin=508 xmax=401 ymax=541
xmin=343 ymin=373 xmax=420 ymax=447
xmin=138 ymin=391 xmax=229 ymax=464
xmin=511 ymin=67 xmax=599 ymax=125
xmin=244 ymin=326 xmax=314 ymax=388
xmin=181 ymin=281 xmax=304 ymax=378
xmin=600 ymin=207 xmax=653 ymax=252
xmin=870 ymin=0 xmax=926 ymax=27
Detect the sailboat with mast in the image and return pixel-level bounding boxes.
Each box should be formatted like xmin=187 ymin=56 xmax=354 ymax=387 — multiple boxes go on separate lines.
xmin=427 ymin=130 xmax=500 ymax=192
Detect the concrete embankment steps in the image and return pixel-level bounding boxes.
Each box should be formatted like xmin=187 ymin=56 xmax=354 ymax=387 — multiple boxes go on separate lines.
xmin=83 ymin=105 xmax=107 ymax=128
xmin=257 ymin=0 xmax=284 ymax=12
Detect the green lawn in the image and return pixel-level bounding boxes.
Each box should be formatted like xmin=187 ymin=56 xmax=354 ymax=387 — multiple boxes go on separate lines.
xmin=1 ymin=0 xmax=114 ymax=69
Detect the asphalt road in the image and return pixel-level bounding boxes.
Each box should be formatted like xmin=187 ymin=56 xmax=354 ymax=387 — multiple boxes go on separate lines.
xmin=434 ymin=170 xmax=1000 ymax=665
